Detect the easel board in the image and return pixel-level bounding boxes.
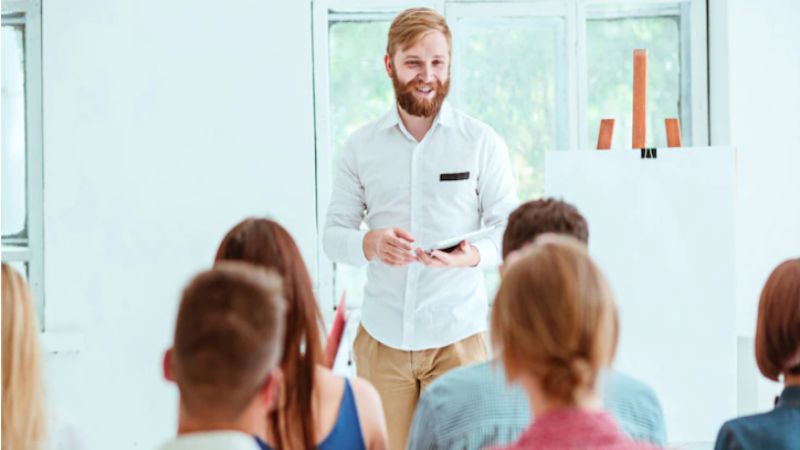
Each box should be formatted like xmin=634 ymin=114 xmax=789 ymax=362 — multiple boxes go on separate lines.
xmin=544 ymin=146 xmax=737 ymax=444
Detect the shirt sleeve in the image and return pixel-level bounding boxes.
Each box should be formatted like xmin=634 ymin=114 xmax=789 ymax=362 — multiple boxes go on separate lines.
xmin=406 ymin=390 xmax=440 ymax=450
xmin=472 ymin=130 xmax=519 ymax=269
xmin=323 ymin=136 xmax=370 ymax=267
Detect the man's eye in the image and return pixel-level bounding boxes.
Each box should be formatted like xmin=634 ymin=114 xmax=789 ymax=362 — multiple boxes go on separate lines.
xmin=407 ymin=61 xmax=420 ymax=67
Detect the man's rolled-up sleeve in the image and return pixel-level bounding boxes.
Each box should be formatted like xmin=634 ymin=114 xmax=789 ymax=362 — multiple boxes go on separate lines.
xmin=323 ymin=138 xmax=370 ymax=267
xmin=472 ymin=130 xmax=519 ymax=269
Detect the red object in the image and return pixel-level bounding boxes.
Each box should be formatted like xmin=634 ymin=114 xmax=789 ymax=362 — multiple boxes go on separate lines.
xmin=324 ymin=291 xmax=347 ymax=368
xmin=494 ymin=409 xmax=659 ymax=450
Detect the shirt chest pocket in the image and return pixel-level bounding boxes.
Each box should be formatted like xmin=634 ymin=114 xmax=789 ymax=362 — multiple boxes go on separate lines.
xmin=434 ymin=170 xmax=479 ymax=209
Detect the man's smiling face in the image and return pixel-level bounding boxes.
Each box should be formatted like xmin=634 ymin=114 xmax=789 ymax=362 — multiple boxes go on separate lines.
xmin=386 ymin=30 xmax=450 ymax=118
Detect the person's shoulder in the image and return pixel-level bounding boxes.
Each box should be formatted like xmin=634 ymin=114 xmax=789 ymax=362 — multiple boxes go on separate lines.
xmin=349 ymin=374 xmax=382 ymax=406
xmin=423 ymin=361 xmax=515 ymax=407
xmin=717 ymin=408 xmax=788 ymax=436
xmin=447 ymin=106 xmax=499 ymax=140
xmin=606 ymin=371 xmax=659 ymax=399
xmin=347 ymin=373 xmax=385 ymax=426
xmin=715 ymin=406 xmax=800 ymax=450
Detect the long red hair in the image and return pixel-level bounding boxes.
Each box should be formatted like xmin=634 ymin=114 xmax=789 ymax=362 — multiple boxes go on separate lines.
xmin=215 ymin=218 xmax=324 ymax=449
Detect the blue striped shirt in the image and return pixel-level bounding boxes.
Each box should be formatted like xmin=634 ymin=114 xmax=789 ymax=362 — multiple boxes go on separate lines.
xmin=407 ymin=361 xmax=666 ymax=450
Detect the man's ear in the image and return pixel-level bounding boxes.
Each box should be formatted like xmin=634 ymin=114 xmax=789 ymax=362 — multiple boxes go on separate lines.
xmin=260 ymin=367 xmax=283 ymax=411
xmin=498 ymin=262 xmax=506 ymax=279
xmin=384 ymin=54 xmax=393 ymax=78
xmin=163 ymin=348 xmax=175 ymax=382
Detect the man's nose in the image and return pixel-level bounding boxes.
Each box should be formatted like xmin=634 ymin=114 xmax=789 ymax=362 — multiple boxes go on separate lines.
xmin=418 ymin=64 xmax=435 ymax=82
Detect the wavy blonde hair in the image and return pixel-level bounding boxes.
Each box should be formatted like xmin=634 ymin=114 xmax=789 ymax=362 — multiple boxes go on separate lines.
xmin=386 ymin=7 xmax=451 ymax=58
xmin=2 ymin=264 xmax=47 ymax=450
xmin=491 ymin=235 xmax=618 ymax=405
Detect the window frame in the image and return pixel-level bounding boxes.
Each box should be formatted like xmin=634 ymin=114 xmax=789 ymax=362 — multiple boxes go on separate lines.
xmin=2 ymin=0 xmax=45 ymax=327
xmin=312 ymin=0 xmax=709 ymax=314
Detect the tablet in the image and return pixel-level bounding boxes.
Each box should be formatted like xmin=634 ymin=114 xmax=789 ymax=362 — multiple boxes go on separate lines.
xmin=428 ymin=226 xmax=496 ymax=253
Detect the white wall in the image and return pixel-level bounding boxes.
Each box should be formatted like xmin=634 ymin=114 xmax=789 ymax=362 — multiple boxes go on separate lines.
xmin=710 ymin=0 xmax=800 ymax=412
xmin=40 ymin=1 xmax=316 ymax=449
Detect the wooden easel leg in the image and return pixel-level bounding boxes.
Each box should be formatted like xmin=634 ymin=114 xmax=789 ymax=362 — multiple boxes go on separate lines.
xmin=597 ymin=119 xmax=615 ymax=150
xmin=632 ymin=49 xmax=647 ymax=149
xmin=665 ymin=118 xmax=683 ymax=147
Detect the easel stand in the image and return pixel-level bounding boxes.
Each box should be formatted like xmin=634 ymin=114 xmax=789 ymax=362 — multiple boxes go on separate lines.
xmin=595 ymin=49 xmax=683 ymax=152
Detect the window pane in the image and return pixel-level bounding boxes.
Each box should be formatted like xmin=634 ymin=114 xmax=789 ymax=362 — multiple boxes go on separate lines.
xmin=329 ymin=20 xmax=394 ymax=159
xmin=2 ymin=25 xmax=27 ymax=239
xmin=452 ymin=17 xmax=568 ymax=202
xmin=586 ymin=16 xmax=683 ymax=149
xmin=329 ymin=20 xmax=393 ymax=308
xmin=452 ymin=17 xmax=567 ymax=301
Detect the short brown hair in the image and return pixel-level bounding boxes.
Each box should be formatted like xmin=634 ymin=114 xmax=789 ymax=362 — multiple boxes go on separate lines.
xmin=386 ymin=7 xmax=451 ymax=58
xmin=502 ymin=198 xmax=589 ymax=259
xmin=172 ymin=262 xmax=285 ymax=420
xmin=491 ymin=235 xmax=617 ymax=405
xmin=755 ymin=258 xmax=800 ymax=380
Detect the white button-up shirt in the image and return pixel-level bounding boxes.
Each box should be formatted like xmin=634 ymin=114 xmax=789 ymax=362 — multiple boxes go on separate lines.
xmin=323 ymin=102 xmax=518 ymax=351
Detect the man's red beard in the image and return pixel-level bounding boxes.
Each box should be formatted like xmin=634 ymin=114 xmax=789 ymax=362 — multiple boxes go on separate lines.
xmin=391 ymin=71 xmax=450 ymax=118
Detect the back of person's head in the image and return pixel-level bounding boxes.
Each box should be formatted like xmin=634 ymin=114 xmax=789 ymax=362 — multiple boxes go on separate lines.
xmin=491 ymin=235 xmax=618 ymax=406
xmin=755 ymin=258 xmax=800 ymax=381
xmin=170 ymin=262 xmax=285 ymax=422
xmin=502 ymin=198 xmax=589 ymax=259
xmin=2 ymin=264 xmax=47 ymax=450
xmin=387 ymin=7 xmax=451 ymax=59
xmin=215 ymin=218 xmax=323 ymax=449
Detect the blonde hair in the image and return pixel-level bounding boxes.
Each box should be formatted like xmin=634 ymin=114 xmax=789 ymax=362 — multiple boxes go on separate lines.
xmin=491 ymin=235 xmax=618 ymax=405
xmin=2 ymin=264 xmax=47 ymax=450
xmin=386 ymin=7 xmax=452 ymax=58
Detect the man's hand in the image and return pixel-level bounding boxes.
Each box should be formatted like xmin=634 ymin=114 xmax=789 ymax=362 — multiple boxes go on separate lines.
xmin=415 ymin=241 xmax=480 ymax=268
xmin=364 ymin=228 xmax=417 ymax=267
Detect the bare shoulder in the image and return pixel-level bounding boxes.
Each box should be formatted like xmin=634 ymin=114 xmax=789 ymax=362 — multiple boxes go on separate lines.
xmin=350 ymin=376 xmax=388 ymax=450
xmin=350 ymin=376 xmax=382 ymax=406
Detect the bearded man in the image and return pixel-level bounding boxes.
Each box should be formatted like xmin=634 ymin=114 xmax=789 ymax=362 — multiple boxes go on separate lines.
xmin=323 ymin=8 xmax=518 ymax=450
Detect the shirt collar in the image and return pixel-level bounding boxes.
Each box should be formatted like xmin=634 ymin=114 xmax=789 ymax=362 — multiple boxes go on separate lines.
xmin=777 ymin=385 xmax=800 ymax=408
xmin=377 ymin=100 xmax=458 ymax=131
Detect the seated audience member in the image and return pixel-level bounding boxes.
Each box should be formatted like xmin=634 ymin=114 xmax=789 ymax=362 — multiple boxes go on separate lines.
xmin=407 ymin=199 xmax=666 ymax=450
xmin=2 ymin=264 xmax=85 ymax=450
xmin=491 ymin=235 xmax=658 ymax=450
xmin=714 ymin=258 xmax=800 ymax=450
xmin=215 ymin=218 xmax=388 ymax=450
xmin=160 ymin=263 xmax=285 ymax=450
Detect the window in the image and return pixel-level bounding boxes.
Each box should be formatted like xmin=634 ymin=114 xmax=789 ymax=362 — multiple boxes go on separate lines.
xmin=2 ymin=0 xmax=44 ymax=327
xmin=313 ymin=0 xmax=708 ymax=311
xmin=584 ymin=2 xmax=699 ymax=149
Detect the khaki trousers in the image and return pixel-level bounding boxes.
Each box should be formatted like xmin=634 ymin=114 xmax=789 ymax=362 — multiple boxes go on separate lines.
xmin=352 ymin=325 xmax=488 ymax=450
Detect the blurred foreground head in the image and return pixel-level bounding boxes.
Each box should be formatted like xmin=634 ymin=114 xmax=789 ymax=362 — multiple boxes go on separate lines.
xmin=491 ymin=234 xmax=618 ymax=407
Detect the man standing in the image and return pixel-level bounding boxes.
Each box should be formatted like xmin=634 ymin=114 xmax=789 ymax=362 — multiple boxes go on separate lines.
xmin=323 ymin=8 xmax=517 ymax=450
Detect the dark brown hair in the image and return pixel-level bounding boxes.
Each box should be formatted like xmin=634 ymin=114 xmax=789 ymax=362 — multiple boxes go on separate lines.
xmin=755 ymin=258 xmax=800 ymax=380
xmin=491 ymin=235 xmax=617 ymax=405
xmin=502 ymin=198 xmax=589 ymax=259
xmin=172 ymin=262 xmax=285 ymax=420
xmin=215 ymin=218 xmax=324 ymax=450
